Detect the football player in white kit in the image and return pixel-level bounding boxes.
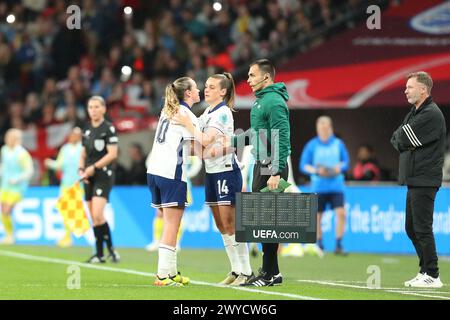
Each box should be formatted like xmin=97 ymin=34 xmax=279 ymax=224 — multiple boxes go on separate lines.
xmin=146 ymin=77 xmax=201 ymax=287
xmin=173 ymin=73 xmax=253 ymax=286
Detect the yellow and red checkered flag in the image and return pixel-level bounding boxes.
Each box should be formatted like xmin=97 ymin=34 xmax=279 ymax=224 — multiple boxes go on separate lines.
xmin=55 ymin=182 xmax=90 ymax=238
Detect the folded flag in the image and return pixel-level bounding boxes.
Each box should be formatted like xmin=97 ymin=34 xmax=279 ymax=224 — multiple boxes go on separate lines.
xmin=55 ymin=182 xmax=90 ymax=238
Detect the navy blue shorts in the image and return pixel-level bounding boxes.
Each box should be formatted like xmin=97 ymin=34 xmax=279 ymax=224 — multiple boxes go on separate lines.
xmin=147 ymin=174 xmax=188 ymax=208
xmin=318 ymin=192 xmax=344 ymax=212
xmin=205 ymin=169 xmax=242 ymax=206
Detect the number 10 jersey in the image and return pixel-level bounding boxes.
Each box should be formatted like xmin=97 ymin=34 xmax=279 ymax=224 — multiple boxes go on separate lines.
xmin=146 ymin=105 xmax=199 ymax=182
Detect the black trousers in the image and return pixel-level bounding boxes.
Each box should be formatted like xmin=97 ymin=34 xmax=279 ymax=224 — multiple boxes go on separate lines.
xmin=252 ymin=162 xmax=289 ymax=276
xmin=405 ymin=186 xmax=439 ymax=278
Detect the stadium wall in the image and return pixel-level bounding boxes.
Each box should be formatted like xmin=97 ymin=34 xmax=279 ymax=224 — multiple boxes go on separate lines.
xmin=1 ymin=186 xmax=449 ymax=255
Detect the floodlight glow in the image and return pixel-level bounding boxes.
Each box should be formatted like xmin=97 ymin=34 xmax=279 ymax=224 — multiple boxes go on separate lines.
xmin=121 ymin=65 xmax=132 ymax=76
xmin=6 ymin=14 xmax=15 ymax=24
xmin=124 ymin=6 xmax=133 ymax=15
xmin=213 ymin=2 xmax=222 ymax=12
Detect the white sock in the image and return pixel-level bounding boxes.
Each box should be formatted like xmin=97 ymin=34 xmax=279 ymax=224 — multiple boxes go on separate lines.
xmin=158 ymin=244 xmax=176 ymax=279
xmin=171 ymin=246 xmax=178 ymax=277
xmin=230 ymin=234 xmax=252 ymax=276
xmin=222 ymin=234 xmax=240 ymax=274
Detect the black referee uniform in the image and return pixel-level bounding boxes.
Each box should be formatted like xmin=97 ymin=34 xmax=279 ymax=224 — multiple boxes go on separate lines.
xmin=391 ymin=96 xmax=446 ymax=279
xmin=82 ymin=119 xmax=118 ymax=258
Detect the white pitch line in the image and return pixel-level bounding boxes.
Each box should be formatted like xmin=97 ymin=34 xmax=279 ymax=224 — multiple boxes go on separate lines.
xmin=385 ymin=290 xmax=450 ymax=300
xmin=0 ymin=250 xmax=321 ymax=300
xmin=297 ymin=279 xmax=450 ymax=300
xmin=297 ymin=279 xmax=402 ymax=290
xmin=331 ymin=280 xmax=450 ymax=295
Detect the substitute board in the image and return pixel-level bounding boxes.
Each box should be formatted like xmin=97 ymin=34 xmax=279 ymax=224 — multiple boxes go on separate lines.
xmin=235 ymin=192 xmax=318 ymax=243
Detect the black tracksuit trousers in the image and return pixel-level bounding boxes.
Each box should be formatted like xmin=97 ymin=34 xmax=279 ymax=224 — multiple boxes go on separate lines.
xmin=405 ymin=186 xmax=439 ymax=278
xmin=252 ymin=162 xmax=289 ymax=277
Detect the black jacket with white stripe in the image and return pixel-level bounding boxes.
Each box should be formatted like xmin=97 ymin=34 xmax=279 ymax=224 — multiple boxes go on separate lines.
xmin=391 ymin=96 xmax=446 ymax=187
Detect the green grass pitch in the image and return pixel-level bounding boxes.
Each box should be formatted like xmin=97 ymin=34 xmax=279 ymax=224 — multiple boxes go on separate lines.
xmin=0 ymin=245 xmax=449 ymax=300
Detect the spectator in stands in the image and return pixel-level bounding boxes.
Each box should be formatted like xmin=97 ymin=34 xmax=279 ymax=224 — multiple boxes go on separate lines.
xmin=289 ymin=8 xmax=312 ymax=39
xmin=260 ymin=0 xmax=283 ymax=41
xmin=352 ymin=144 xmax=381 ymax=181
xmin=127 ymin=143 xmax=147 ymax=185
xmin=231 ymin=31 xmax=261 ymax=67
xmin=37 ymin=101 xmax=60 ymax=127
xmin=0 ymin=0 xmax=360 ymax=186
xmin=91 ymin=67 xmax=115 ymax=100
xmin=267 ymin=20 xmax=290 ymax=52
xmin=24 ymin=92 xmax=42 ymax=123
xmin=63 ymin=102 xmax=85 ymax=129
xmin=51 ymin=13 xmax=87 ymax=80
xmin=210 ymin=9 xmax=232 ymax=50
xmin=1 ymin=101 xmax=28 ymax=132
xmin=186 ymin=53 xmax=208 ymax=91
xmin=112 ymin=148 xmax=128 ymax=186
xmin=230 ymin=4 xmax=260 ymax=43
xmin=124 ymin=72 xmax=148 ymax=113
xmin=0 ymin=42 xmax=20 ymax=99
xmin=41 ymin=77 xmax=59 ymax=104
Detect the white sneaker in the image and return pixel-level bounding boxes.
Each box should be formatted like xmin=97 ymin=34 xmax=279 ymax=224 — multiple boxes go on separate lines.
xmin=404 ymin=272 xmax=424 ymax=287
xmin=408 ymin=273 xmax=443 ymax=288
xmin=0 ymin=235 xmax=15 ymax=245
xmin=145 ymin=241 xmax=159 ymax=252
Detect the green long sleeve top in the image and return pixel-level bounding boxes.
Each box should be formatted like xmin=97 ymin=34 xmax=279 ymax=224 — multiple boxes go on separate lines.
xmin=233 ymin=82 xmax=291 ymax=175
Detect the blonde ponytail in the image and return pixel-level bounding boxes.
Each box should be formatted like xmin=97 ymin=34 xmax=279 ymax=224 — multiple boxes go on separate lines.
xmin=163 ymin=84 xmax=180 ymax=119
xmin=162 ymin=77 xmax=193 ymax=119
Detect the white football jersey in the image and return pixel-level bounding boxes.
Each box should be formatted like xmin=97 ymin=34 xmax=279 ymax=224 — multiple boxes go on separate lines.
xmin=199 ymin=102 xmax=237 ymax=174
xmin=147 ymin=105 xmax=199 ymax=182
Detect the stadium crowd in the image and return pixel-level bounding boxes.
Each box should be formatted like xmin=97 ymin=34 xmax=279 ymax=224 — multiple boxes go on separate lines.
xmin=1 ymin=0 xmax=448 ymax=185
xmin=1 ymin=0 xmax=362 ymax=139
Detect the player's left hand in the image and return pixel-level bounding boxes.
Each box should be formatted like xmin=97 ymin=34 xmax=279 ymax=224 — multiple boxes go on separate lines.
xmin=8 ymin=178 xmax=18 ymax=185
xmin=267 ymin=175 xmax=280 ymax=191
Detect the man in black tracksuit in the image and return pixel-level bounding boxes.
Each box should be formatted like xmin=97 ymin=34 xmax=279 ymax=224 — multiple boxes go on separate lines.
xmin=391 ymin=71 xmax=446 ymax=288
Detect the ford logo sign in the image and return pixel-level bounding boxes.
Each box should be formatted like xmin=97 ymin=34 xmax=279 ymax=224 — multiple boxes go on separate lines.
xmin=410 ymin=2 xmax=450 ymax=35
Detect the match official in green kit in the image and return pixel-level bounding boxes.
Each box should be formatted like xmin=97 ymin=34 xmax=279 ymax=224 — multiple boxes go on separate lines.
xmin=227 ymin=59 xmax=291 ymax=286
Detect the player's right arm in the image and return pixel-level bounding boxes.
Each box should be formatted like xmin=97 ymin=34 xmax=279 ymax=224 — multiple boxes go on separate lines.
xmin=45 ymin=147 xmax=64 ymax=171
xmin=172 ymin=111 xmax=216 ymax=147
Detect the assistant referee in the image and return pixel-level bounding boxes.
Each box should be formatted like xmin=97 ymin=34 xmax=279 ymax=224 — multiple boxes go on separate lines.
xmin=79 ymin=96 xmax=120 ymax=264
